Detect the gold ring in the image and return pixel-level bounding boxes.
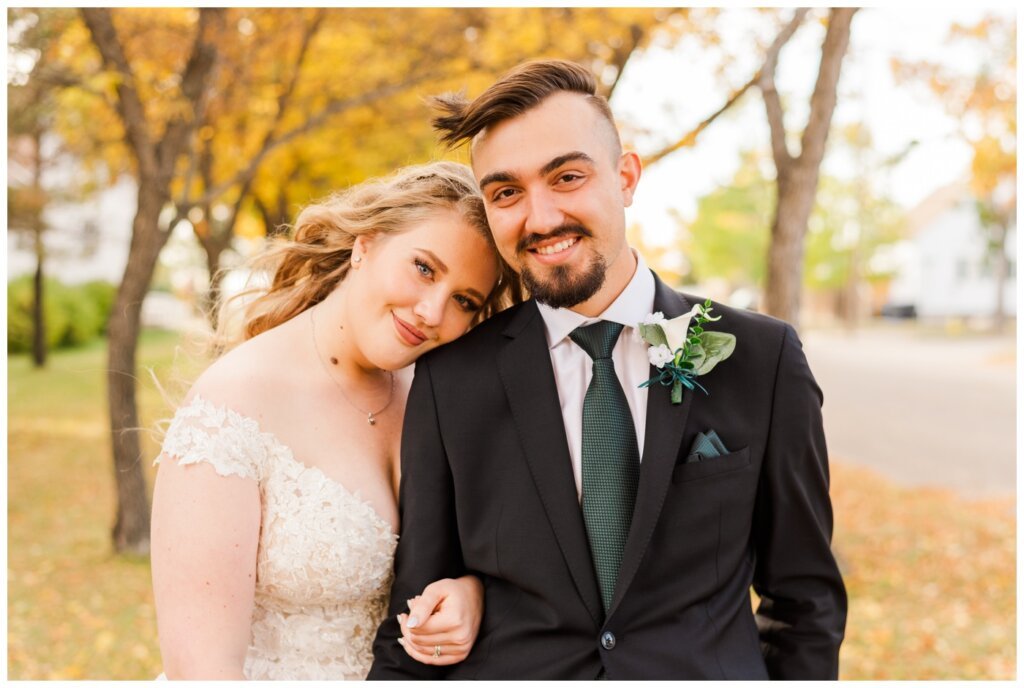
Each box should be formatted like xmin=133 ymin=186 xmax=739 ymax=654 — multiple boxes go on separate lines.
xmin=433 ymin=644 xmax=442 ymax=659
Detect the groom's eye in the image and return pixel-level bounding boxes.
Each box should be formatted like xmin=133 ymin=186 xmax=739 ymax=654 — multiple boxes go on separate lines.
xmin=491 ymin=188 xmax=518 ymax=204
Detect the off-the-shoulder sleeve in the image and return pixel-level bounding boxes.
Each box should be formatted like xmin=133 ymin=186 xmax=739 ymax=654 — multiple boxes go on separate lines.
xmin=155 ymin=395 xmax=266 ymax=482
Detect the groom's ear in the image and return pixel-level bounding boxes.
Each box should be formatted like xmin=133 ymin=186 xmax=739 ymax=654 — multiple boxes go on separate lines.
xmin=618 ymin=151 xmax=642 ymax=208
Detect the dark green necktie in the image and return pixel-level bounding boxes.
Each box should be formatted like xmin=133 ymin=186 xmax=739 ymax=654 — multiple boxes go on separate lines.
xmin=569 ymin=320 xmax=640 ymax=613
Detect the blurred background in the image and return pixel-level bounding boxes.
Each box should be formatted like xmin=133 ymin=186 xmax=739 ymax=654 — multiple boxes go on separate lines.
xmin=6 ymin=6 xmax=1016 ymax=679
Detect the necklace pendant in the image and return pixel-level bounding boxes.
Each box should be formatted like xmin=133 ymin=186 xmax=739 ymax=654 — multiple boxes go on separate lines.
xmin=367 ymin=412 xmax=376 ymax=426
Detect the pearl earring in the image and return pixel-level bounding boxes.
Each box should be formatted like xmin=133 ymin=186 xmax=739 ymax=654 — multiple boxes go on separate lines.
xmin=353 ymin=255 xmax=362 ymax=264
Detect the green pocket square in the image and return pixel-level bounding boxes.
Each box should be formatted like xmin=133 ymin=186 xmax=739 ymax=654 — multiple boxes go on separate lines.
xmin=685 ymin=430 xmax=730 ymax=463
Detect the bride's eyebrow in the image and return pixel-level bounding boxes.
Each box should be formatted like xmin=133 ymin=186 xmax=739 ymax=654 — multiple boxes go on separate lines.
xmin=416 ymin=248 xmax=449 ymax=274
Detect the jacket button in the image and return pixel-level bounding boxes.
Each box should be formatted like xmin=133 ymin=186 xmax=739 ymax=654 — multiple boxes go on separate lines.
xmin=601 ymin=631 xmax=616 ymax=650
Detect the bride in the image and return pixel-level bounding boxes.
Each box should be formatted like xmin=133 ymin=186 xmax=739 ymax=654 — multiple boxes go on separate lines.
xmin=150 ymin=162 xmax=519 ymax=679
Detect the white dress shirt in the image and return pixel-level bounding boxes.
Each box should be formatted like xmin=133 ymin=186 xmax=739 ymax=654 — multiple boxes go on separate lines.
xmin=536 ymin=250 xmax=656 ymax=501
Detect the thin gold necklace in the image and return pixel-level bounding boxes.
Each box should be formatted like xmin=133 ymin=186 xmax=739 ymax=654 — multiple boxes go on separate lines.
xmin=309 ymin=305 xmax=394 ymax=426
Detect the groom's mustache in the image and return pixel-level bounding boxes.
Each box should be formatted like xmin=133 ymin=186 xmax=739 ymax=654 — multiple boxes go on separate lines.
xmin=516 ymin=224 xmax=594 ymax=255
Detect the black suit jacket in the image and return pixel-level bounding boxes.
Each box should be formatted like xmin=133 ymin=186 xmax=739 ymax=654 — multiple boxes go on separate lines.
xmin=370 ymin=273 xmax=846 ymax=679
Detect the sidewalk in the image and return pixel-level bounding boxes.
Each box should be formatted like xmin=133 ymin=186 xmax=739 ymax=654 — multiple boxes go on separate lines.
xmin=800 ymin=322 xmax=1016 ymax=499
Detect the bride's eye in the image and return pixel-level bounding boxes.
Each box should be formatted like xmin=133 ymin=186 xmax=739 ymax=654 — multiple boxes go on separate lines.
xmin=414 ymin=259 xmax=434 ymax=278
xmin=454 ymin=294 xmax=481 ymax=312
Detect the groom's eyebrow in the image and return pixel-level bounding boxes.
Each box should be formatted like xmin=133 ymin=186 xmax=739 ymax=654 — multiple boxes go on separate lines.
xmin=479 ymin=151 xmax=597 ymax=191
xmin=478 ymin=170 xmax=517 ymax=191
xmin=540 ymin=151 xmax=594 ymax=176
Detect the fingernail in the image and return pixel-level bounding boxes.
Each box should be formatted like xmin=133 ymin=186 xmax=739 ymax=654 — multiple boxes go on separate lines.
xmin=407 ymin=615 xmax=420 ymax=629
xmin=397 ymin=637 xmax=405 ymax=646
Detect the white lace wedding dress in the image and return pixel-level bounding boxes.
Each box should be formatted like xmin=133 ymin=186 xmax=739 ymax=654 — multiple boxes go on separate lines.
xmin=156 ymin=395 xmax=399 ymax=680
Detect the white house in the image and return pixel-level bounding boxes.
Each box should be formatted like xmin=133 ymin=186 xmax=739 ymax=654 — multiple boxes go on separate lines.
xmin=883 ymin=182 xmax=1016 ymax=320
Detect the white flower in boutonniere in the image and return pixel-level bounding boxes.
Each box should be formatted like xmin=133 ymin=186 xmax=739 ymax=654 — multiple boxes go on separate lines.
xmin=647 ymin=344 xmax=674 ymax=368
xmin=637 ymin=298 xmax=737 ymax=404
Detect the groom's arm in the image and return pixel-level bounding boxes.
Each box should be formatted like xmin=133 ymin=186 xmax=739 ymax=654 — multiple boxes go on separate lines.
xmin=369 ymin=357 xmax=465 ymax=679
xmin=752 ymin=323 xmax=848 ymax=679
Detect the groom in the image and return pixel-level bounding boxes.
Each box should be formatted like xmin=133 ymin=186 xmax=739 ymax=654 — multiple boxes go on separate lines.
xmin=370 ymin=59 xmax=846 ymax=680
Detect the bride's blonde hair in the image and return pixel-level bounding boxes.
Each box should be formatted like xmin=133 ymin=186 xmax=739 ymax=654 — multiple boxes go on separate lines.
xmin=213 ymin=161 xmax=521 ymax=353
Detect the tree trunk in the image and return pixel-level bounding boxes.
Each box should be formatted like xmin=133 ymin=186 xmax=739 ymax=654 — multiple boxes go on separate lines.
xmin=764 ymin=167 xmax=822 ymax=325
xmin=32 ymin=247 xmax=46 ymax=367
xmin=30 ymin=129 xmax=47 ymax=364
xmin=107 ymin=185 xmax=172 ymax=555
xmin=31 ymin=129 xmax=46 ymax=368
xmin=841 ymin=238 xmax=861 ymax=331
xmin=203 ymin=240 xmax=227 ymax=330
xmin=84 ymin=6 xmax=224 ymax=554
xmin=761 ymin=8 xmax=857 ymax=327
xmin=992 ymin=220 xmax=1008 ymax=334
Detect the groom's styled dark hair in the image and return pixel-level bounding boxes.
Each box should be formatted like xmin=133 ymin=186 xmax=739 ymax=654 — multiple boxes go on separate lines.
xmin=430 ymin=59 xmax=622 ymax=156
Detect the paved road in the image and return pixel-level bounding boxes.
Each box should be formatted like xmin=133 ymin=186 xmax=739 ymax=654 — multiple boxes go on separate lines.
xmin=800 ymin=324 xmax=1016 ymax=498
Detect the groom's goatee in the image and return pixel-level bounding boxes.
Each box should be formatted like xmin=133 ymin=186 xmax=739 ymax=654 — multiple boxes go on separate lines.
xmin=522 ymin=255 xmax=607 ymax=310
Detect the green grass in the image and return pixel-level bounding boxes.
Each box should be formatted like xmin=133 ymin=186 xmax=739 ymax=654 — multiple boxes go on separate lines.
xmin=8 ymin=329 xmax=206 ymax=679
xmin=6 ymin=330 xmax=1016 ymax=678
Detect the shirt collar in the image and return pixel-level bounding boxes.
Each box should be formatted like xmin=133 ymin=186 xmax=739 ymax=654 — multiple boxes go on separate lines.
xmin=536 ymin=249 xmax=656 ymax=350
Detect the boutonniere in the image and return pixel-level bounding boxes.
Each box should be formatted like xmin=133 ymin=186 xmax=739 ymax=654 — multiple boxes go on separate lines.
xmin=637 ymin=299 xmax=736 ymax=404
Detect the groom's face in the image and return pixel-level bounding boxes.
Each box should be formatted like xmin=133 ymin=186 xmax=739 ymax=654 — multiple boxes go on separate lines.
xmin=471 ymin=92 xmax=641 ymax=311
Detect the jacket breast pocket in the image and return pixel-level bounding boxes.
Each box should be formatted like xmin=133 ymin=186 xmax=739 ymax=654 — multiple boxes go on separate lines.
xmin=671 ymin=446 xmax=751 ymax=484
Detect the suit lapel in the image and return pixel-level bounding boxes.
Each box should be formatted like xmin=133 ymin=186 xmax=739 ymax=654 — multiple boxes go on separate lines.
xmin=497 ymin=300 xmax=603 ymax=624
xmin=608 ymin=275 xmax=694 ymax=618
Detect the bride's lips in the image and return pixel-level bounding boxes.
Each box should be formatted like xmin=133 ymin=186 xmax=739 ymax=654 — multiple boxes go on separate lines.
xmin=393 ymin=312 xmax=427 ymax=346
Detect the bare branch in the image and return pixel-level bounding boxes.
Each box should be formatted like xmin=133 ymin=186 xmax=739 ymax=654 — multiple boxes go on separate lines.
xmin=643 ymin=74 xmax=758 ymax=167
xmin=33 ymin=65 xmax=113 ymax=105
xmin=175 ymin=10 xmax=325 ymax=215
xmin=643 ymin=8 xmax=808 ymax=168
xmin=797 ymin=8 xmax=858 ymax=167
xmin=156 ymin=8 xmax=225 ymax=182
xmin=605 ymin=23 xmax=645 ymax=99
xmin=178 ymin=71 xmax=435 ymax=212
xmin=271 ymin=10 xmax=326 ymax=136
xmin=80 ymin=8 xmax=159 ymax=181
xmin=760 ymin=8 xmax=810 ymax=170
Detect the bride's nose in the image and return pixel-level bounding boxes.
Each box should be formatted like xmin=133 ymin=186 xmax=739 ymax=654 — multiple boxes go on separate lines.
xmin=413 ymin=287 xmax=447 ymax=330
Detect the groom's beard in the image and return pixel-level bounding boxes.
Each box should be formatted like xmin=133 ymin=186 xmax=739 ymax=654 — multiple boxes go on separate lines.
xmin=517 ymin=224 xmax=607 ymax=309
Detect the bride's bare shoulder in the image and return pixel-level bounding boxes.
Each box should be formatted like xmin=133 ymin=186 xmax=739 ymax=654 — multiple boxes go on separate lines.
xmin=185 ymin=327 xmax=296 ymax=419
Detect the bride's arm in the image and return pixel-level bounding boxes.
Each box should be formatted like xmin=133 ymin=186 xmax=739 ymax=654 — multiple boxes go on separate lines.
xmin=396 ymin=575 xmax=484 ymax=665
xmin=151 ymin=454 xmax=261 ymax=679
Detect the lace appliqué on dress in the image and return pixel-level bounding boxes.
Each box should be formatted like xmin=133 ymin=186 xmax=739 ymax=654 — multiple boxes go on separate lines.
xmin=156 ymin=395 xmax=264 ymax=481
xmin=156 ymin=395 xmax=399 ymax=680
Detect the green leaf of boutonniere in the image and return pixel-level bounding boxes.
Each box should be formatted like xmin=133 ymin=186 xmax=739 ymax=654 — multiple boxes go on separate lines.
xmin=692 ymin=331 xmax=736 ymax=376
xmin=638 ymin=322 xmax=669 ymax=348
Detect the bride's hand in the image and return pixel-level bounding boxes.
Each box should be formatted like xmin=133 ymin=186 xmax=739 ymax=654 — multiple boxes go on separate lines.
xmin=397 ymin=575 xmax=483 ymax=665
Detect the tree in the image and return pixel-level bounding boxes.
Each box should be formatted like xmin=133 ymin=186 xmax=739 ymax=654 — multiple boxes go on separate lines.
xmin=75 ymin=8 xmax=225 ymax=554
xmin=636 ymin=8 xmax=859 ymax=327
xmin=758 ymin=8 xmax=858 ymax=326
xmin=893 ymin=14 xmax=1016 ymax=331
xmin=680 ymin=142 xmax=903 ymax=323
xmin=7 ymin=9 xmax=78 ymax=367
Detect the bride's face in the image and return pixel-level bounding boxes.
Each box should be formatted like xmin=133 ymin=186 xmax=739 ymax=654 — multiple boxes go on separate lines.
xmin=346 ymin=209 xmax=500 ymax=370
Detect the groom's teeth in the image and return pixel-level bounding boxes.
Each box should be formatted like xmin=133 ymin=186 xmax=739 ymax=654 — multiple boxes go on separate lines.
xmin=536 ymin=237 xmax=577 ymax=255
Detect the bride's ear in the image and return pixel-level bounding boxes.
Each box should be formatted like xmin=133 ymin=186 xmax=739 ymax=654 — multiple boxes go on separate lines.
xmin=352 ymin=235 xmax=375 ymax=266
